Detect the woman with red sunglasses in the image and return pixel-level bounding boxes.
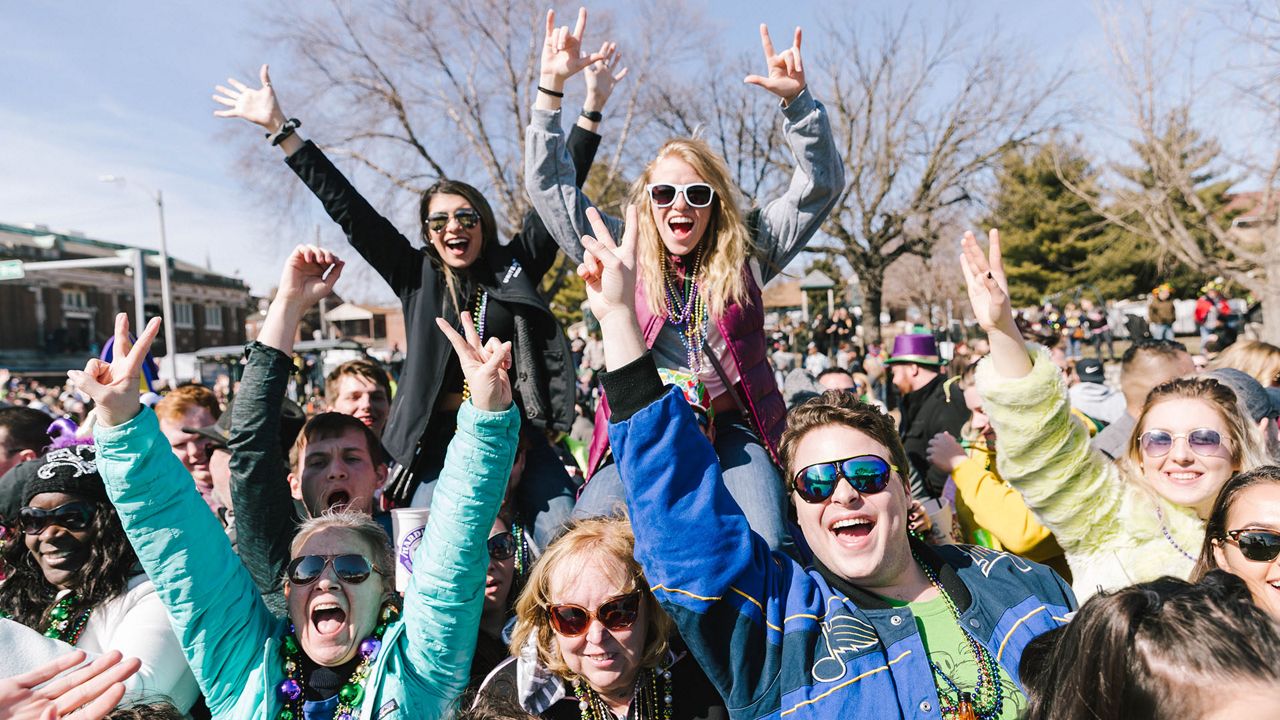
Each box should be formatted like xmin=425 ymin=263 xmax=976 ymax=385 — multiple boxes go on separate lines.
xmin=1192 ymin=466 xmax=1280 ymax=621
xmin=526 ymin=10 xmax=843 ymax=552
xmin=66 ymin=312 xmax=520 ymax=720
xmin=0 ymin=445 xmax=197 ymax=713
xmin=476 ymin=516 xmax=725 ymax=720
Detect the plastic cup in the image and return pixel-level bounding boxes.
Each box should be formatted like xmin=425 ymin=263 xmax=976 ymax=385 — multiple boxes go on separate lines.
xmin=391 ymin=507 xmax=431 ymax=593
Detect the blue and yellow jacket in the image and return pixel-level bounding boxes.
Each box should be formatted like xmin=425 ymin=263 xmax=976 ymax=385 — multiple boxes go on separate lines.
xmin=603 ymin=353 xmax=1076 ymax=720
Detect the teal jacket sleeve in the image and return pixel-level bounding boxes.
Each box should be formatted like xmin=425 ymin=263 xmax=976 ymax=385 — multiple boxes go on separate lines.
xmin=94 ymin=408 xmax=276 ymax=717
xmin=401 ymin=400 xmax=519 ymax=712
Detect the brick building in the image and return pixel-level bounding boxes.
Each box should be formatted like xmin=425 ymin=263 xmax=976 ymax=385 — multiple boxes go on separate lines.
xmin=0 ymin=222 xmax=253 ymax=374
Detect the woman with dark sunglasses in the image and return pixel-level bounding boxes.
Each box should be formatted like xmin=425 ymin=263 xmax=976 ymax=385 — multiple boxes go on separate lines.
xmin=476 ymin=517 xmax=726 ymax=720
xmin=211 ymin=51 xmax=626 ymax=545
xmin=572 ymin=214 xmax=1074 ymax=719
xmin=1192 ymin=466 xmax=1280 ymax=620
xmin=0 ymin=445 xmax=198 ymax=712
xmin=526 ymin=11 xmax=843 ymax=552
xmin=957 ymin=230 xmax=1268 ymax=602
xmin=67 ymin=312 xmax=520 ymax=720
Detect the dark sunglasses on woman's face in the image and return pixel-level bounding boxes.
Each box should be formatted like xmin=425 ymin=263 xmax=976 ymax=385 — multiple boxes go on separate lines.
xmin=1225 ymin=529 xmax=1280 ymax=562
xmin=487 ymin=531 xmax=517 ymax=561
xmin=18 ymin=501 xmax=96 ymax=535
xmin=426 ymin=208 xmax=481 ymax=234
xmin=286 ymin=554 xmax=384 ymax=586
xmin=645 ymin=182 xmax=715 ymax=208
xmin=1139 ymin=428 xmax=1225 ymax=458
xmin=546 ymin=591 xmax=641 ymax=637
xmin=792 ymin=455 xmax=897 ymax=504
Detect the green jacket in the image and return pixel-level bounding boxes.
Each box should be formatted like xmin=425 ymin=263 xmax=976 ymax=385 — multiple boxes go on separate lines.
xmin=976 ymin=346 xmax=1202 ymax=601
xmin=95 ymin=403 xmax=519 ymax=719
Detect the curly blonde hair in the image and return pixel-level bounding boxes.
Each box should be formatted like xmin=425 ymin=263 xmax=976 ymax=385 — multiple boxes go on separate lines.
xmin=628 ymin=138 xmax=756 ymax=321
xmin=509 ymin=517 xmax=674 ymax=680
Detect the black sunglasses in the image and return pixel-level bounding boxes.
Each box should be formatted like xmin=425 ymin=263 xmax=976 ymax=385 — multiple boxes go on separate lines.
xmin=286 ymin=554 xmax=385 ymax=586
xmin=1225 ymin=529 xmax=1280 ymax=563
xmin=488 ymin=531 xmax=517 ymax=561
xmin=18 ymin=501 xmax=97 ymax=535
xmin=426 ymin=209 xmax=481 ymax=234
xmin=792 ymin=455 xmax=897 ymax=504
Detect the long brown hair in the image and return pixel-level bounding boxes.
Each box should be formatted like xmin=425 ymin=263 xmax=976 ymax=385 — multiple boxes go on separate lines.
xmin=1191 ymin=466 xmax=1280 ymax=580
xmin=628 ymin=138 xmax=755 ymax=321
xmin=417 ymin=179 xmax=499 ymax=316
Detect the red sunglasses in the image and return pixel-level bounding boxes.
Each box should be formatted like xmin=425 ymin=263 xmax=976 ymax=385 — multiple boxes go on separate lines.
xmin=546 ymin=592 xmax=641 ymax=637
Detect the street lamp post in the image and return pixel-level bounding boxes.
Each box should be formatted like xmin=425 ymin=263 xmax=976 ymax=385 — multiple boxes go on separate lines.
xmin=101 ymin=176 xmax=178 ymax=383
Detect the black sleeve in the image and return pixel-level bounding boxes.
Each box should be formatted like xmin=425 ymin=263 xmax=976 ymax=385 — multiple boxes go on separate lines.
xmin=598 ymin=352 xmax=666 ymax=422
xmin=285 ymin=141 xmax=426 ymax=293
xmin=508 ymin=125 xmax=602 ymax=280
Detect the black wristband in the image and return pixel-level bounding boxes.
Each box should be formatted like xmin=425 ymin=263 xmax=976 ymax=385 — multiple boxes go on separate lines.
xmin=580 ymin=109 xmax=603 ymax=122
xmin=537 ymin=85 xmax=565 ymax=98
xmin=266 ymin=118 xmax=301 ymax=146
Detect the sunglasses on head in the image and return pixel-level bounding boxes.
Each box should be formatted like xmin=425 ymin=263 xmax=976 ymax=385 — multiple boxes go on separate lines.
xmin=426 ymin=208 xmax=482 ymax=234
xmin=1225 ymin=529 xmax=1280 ymax=562
xmin=286 ymin=554 xmax=385 ymax=586
xmin=487 ymin=531 xmax=517 ymax=561
xmin=546 ymin=591 xmax=641 ymax=637
xmin=645 ymin=183 xmax=715 ymax=208
xmin=18 ymin=501 xmax=96 ymax=535
xmin=793 ymin=455 xmax=897 ymax=504
xmin=1139 ymin=428 xmax=1225 ymax=458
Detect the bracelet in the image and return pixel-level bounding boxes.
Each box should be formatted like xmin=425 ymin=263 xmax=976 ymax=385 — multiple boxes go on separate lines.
xmin=580 ymin=109 xmax=603 ymax=122
xmin=266 ymin=118 xmax=301 ymax=146
xmin=537 ymin=85 xmax=565 ymax=99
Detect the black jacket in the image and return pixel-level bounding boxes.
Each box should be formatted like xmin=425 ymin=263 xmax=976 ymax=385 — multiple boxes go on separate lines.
xmin=899 ymin=373 xmax=969 ymax=499
xmin=285 ymin=129 xmax=599 ymax=470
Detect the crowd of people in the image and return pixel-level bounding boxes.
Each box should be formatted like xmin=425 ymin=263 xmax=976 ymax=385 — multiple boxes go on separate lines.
xmin=3 ymin=8 xmax=1280 ymax=720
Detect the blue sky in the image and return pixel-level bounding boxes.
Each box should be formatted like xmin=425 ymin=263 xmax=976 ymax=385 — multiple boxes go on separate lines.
xmin=0 ymin=2 xmax=1207 ymax=301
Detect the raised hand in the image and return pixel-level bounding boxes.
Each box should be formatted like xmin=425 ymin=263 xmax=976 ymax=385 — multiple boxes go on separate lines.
xmin=958 ymin=230 xmax=1013 ymax=333
xmin=927 ymin=431 xmax=967 ymax=474
xmin=583 ymin=43 xmax=628 ymax=110
xmin=212 ymin=64 xmax=287 ymax=131
xmin=277 ymin=244 xmax=344 ymax=311
xmin=578 ymin=206 xmax=638 ymax=327
xmin=67 ymin=314 xmax=162 ymax=428
xmin=540 ymin=8 xmax=608 ymax=86
xmin=0 ymin=650 xmax=141 ymax=720
xmin=744 ymin=25 xmax=806 ymax=104
xmin=435 ymin=313 xmax=513 ymax=413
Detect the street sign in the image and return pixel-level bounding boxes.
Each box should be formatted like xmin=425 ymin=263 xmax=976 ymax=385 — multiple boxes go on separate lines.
xmin=0 ymin=259 xmax=24 ymax=281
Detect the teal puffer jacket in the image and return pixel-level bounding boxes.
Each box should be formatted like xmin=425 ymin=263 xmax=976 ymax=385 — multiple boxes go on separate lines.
xmin=95 ymin=402 xmax=519 ymax=719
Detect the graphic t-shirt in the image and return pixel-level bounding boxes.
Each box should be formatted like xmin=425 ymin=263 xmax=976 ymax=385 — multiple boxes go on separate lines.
xmin=903 ymin=594 xmax=1025 ymax=720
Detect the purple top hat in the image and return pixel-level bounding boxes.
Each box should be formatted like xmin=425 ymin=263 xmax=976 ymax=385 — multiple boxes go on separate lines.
xmin=883 ymin=333 xmax=943 ymax=366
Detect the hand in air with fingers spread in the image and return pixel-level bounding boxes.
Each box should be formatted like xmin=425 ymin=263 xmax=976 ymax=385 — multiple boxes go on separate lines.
xmin=744 ymin=24 xmax=807 ymax=104
xmin=583 ymin=42 xmax=629 ymax=109
xmin=67 ymin=314 xmax=163 ymax=428
xmin=0 ymin=649 xmax=141 ymax=720
xmin=212 ymin=64 xmax=288 ymax=132
xmin=435 ymin=312 xmax=513 ymax=414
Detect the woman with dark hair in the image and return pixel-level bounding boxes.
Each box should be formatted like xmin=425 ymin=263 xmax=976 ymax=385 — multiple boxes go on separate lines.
xmin=212 ymin=51 xmax=626 ymax=544
xmin=1021 ymin=571 xmax=1280 ymax=720
xmin=1192 ymin=465 xmax=1280 ymax=620
xmin=0 ymin=445 xmax=197 ymax=712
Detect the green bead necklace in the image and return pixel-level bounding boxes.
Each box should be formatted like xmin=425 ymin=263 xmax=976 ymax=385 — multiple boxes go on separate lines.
xmin=274 ymin=603 xmax=399 ymax=720
xmin=42 ymin=594 xmax=93 ymax=644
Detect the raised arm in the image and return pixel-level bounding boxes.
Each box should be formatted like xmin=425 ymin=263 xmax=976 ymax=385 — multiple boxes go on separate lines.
xmin=745 ymin=26 xmax=845 ymax=281
xmin=400 ymin=314 xmax=518 ymax=711
xmin=71 ymin=315 xmax=275 ymax=716
xmin=526 ymin=8 xmax=622 ymax=264
xmin=214 ymin=65 xmax=423 ymax=291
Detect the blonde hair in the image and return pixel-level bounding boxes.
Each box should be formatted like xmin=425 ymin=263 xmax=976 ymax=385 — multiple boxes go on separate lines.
xmin=290 ymin=509 xmax=396 ymax=596
xmin=509 ymin=517 xmax=674 ymax=680
xmin=629 ymin=138 xmax=755 ymax=320
xmin=1207 ymin=340 xmax=1280 ymax=388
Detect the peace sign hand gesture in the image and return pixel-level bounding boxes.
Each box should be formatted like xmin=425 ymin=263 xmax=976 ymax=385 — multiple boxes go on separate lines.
xmin=212 ymin=64 xmax=288 ymax=132
xmin=578 ymin=206 xmax=638 ymax=327
xmin=435 ymin=313 xmax=513 ymax=413
xmin=744 ymin=25 xmax=806 ymax=105
xmin=540 ymin=8 xmax=608 ymax=85
xmin=67 ymin=313 xmax=163 ymax=428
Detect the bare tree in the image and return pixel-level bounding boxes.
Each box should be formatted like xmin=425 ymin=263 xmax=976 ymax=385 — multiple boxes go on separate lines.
xmin=882 ymin=239 xmax=969 ymax=331
xmin=804 ymin=10 xmax=1069 ymax=345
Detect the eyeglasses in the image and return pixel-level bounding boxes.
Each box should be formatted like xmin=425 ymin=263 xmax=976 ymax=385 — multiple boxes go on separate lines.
xmin=645 ymin=183 xmax=715 ymax=208
xmin=1139 ymin=428 xmax=1225 ymax=458
xmin=285 ymin=554 xmax=386 ymax=586
xmin=18 ymin=501 xmax=96 ymax=535
xmin=425 ymin=209 xmax=482 ymax=234
xmin=1225 ymin=529 xmax=1280 ymax=562
xmin=546 ymin=591 xmax=641 ymax=637
xmin=793 ymin=455 xmax=897 ymax=504
xmin=487 ymin=531 xmax=517 ymax=561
